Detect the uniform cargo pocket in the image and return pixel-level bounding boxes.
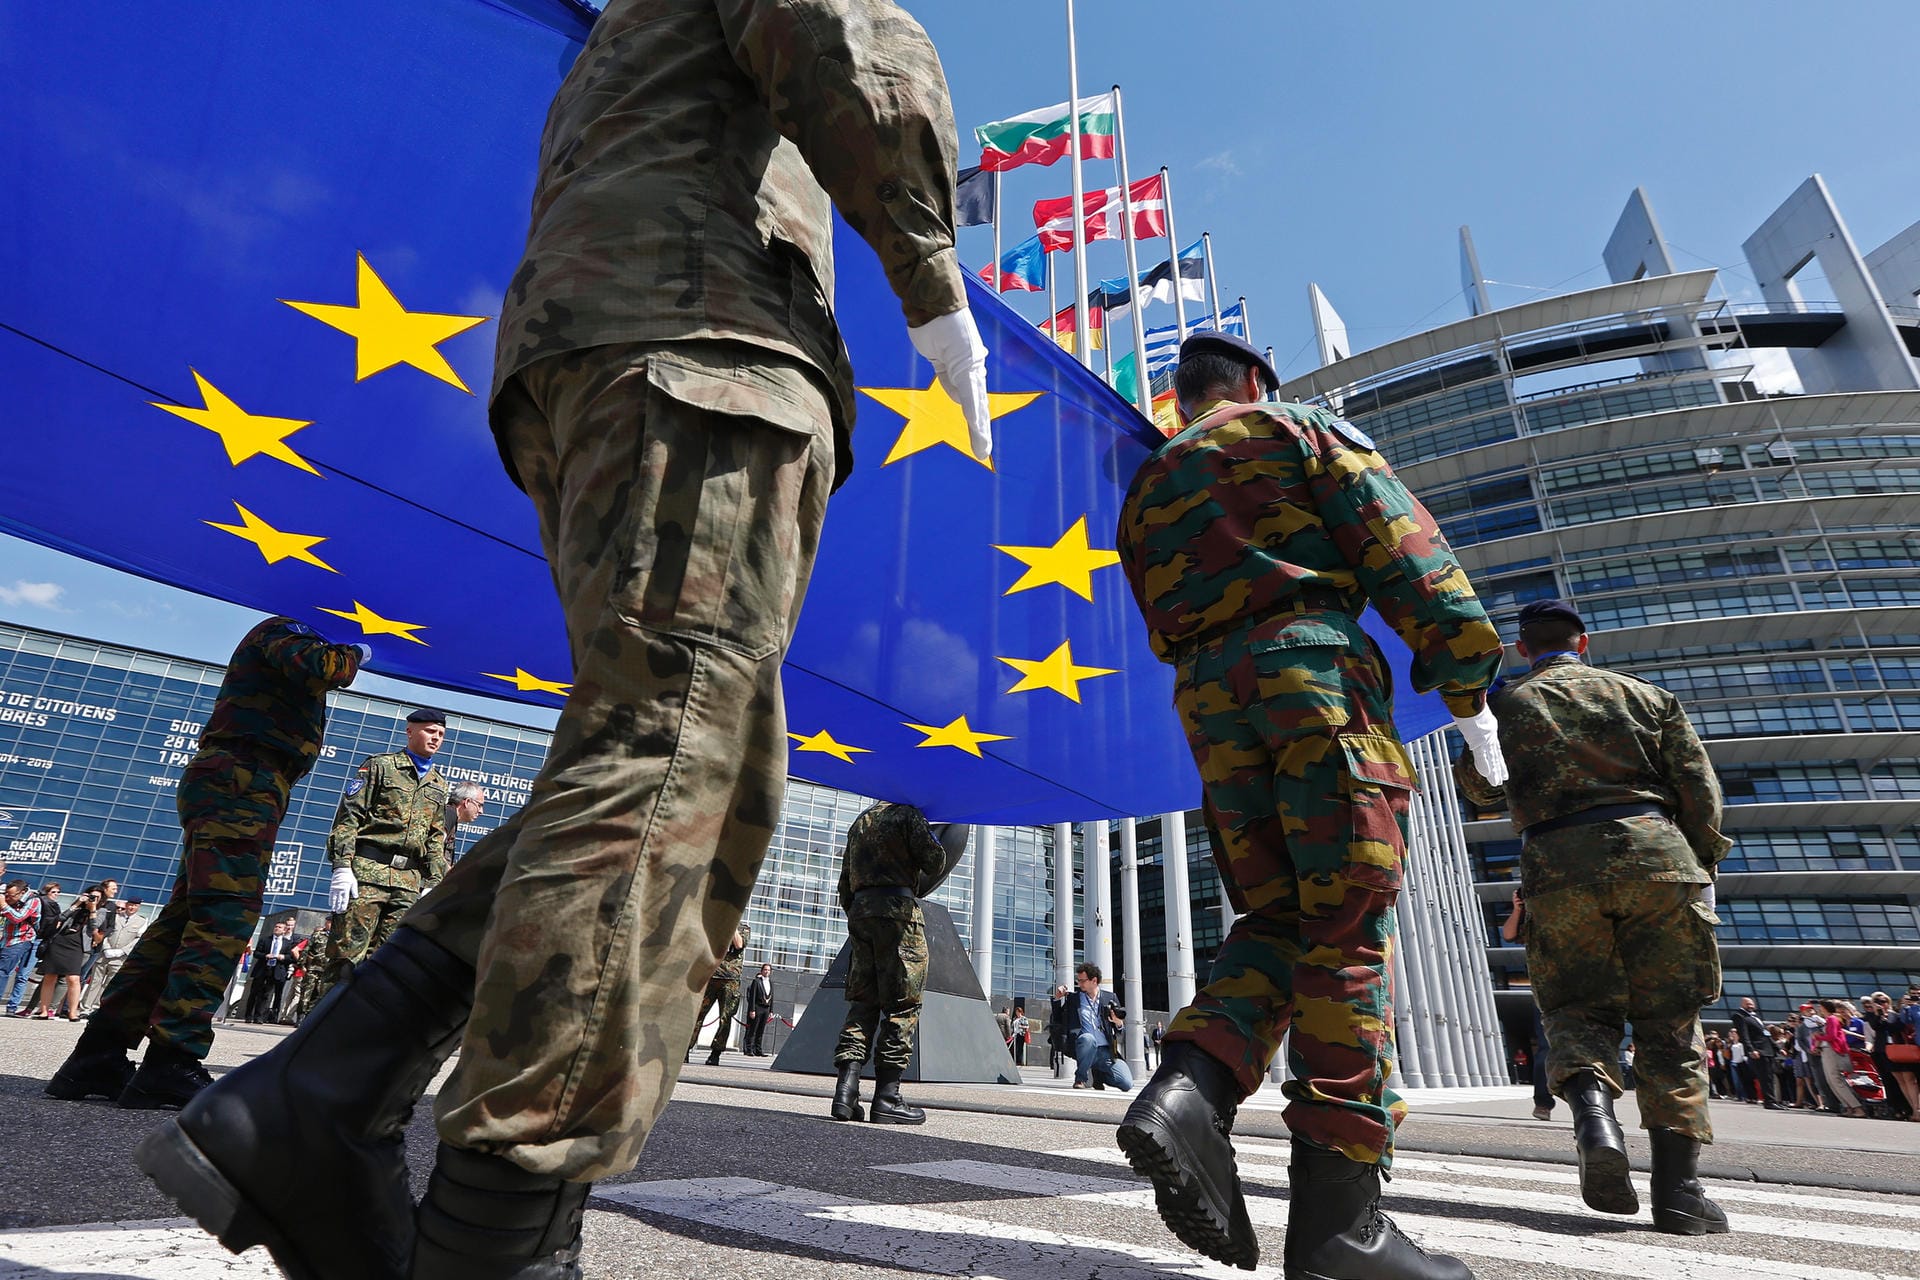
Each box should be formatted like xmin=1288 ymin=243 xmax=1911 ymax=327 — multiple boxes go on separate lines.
xmin=1337 ymin=734 xmax=1417 ymax=893
xmin=1687 ymin=896 xmax=1723 ymax=1006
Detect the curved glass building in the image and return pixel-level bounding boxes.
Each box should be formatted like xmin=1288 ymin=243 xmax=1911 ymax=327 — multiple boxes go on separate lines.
xmin=1277 ymin=179 xmax=1920 ymax=1034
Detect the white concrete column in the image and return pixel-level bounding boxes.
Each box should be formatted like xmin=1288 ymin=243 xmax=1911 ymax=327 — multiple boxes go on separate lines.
xmin=1053 ymin=821 xmax=1076 ymax=1078
xmin=1087 ymin=820 xmax=1113 ymax=983
xmin=1119 ymin=817 xmax=1146 ymax=1077
xmin=1161 ymin=811 xmax=1195 ymax=1013
xmin=970 ymin=825 xmax=996 ymax=998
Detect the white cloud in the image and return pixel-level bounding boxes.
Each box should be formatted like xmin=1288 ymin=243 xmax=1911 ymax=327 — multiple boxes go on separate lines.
xmin=1195 ymin=149 xmax=1242 ymax=177
xmin=1744 ymin=347 xmax=1806 ymax=395
xmin=0 ymin=580 xmax=68 ymax=611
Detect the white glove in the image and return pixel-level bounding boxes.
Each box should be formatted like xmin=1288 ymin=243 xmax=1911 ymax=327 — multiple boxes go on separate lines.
xmin=907 ymin=308 xmax=992 ymax=462
xmin=328 ymin=867 xmax=359 ymax=914
xmin=351 ymin=644 xmax=373 ymax=664
xmin=1453 ymin=707 xmax=1509 ymax=787
xmin=1698 ymin=882 xmax=1716 ymax=913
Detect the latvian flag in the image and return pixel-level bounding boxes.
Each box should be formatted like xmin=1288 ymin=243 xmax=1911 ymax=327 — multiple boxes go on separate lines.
xmin=974 ymin=93 xmax=1117 ymax=172
xmin=1032 ymin=174 xmax=1167 ymax=253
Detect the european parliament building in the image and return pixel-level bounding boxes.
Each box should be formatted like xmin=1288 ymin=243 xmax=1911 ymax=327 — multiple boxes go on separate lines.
xmin=0 ymin=621 xmax=1067 ymax=1001
xmin=1277 ymin=177 xmax=1920 ymax=1031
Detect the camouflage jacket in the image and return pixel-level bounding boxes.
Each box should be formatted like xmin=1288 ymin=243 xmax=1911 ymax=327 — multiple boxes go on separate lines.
xmin=1454 ymin=654 xmax=1731 ymax=895
xmin=1116 ymin=399 xmax=1501 ymax=717
xmin=191 ymin=616 xmax=362 ymax=797
xmin=327 ymin=751 xmax=449 ymax=890
xmin=709 ymin=923 xmax=752 ymax=983
xmin=837 ymin=802 xmax=944 ymax=921
xmin=493 ymin=0 xmax=968 ymax=487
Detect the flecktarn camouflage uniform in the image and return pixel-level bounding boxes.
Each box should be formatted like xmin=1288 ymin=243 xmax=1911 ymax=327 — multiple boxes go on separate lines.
xmin=1117 ymin=398 xmax=1501 ymax=1167
xmin=1455 ymin=653 xmax=1729 ymax=1141
xmin=833 ymin=803 xmax=946 ymax=1072
xmin=396 ymin=0 xmax=968 ymax=1183
xmin=286 ymin=917 xmax=332 ymax=1022
xmin=319 ymin=749 xmax=448 ymax=995
xmin=688 ymin=923 xmax=751 ymax=1057
xmin=92 ymin=617 xmax=360 ymax=1059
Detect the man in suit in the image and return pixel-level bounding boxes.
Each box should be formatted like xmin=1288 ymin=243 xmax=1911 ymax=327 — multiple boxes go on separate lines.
xmin=1067 ymin=962 xmax=1131 ymax=1091
xmin=1731 ymin=997 xmax=1782 ymax=1110
xmin=244 ymin=920 xmax=298 ymax=1024
xmin=742 ymin=963 xmax=775 ymax=1056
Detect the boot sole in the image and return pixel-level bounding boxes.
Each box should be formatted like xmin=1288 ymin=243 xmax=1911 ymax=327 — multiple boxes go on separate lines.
xmin=828 ymin=1106 xmax=865 ymax=1122
xmin=1116 ymin=1116 xmax=1257 ymax=1270
xmin=867 ymin=1110 xmax=927 ymax=1125
xmin=118 ymin=1085 xmax=200 ymax=1111
xmin=135 ymin=1120 xmax=321 ymax=1278
xmin=45 ymin=1069 xmax=130 ymax=1102
xmin=1576 ymin=1142 xmax=1639 ymax=1215
xmin=1652 ymin=1207 xmax=1730 ymax=1236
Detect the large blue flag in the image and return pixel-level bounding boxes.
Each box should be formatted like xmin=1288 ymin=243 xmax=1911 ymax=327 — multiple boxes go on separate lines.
xmin=0 ymin=1 xmax=1448 ymax=826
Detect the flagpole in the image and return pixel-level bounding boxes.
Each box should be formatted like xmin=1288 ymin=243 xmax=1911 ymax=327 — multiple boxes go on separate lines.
xmin=1240 ymin=297 xmax=1253 ymax=343
xmin=1047 ymin=262 xmax=1057 ymax=341
xmin=1265 ymin=346 xmax=1279 ymax=402
xmin=991 ymin=171 xmax=1002 ymax=297
xmin=1160 ymin=167 xmax=1189 ymax=341
xmin=1202 ymin=232 xmax=1224 ymax=328
xmin=1111 ymin=85 xmax=1153 ymax=416
xmin=1065 ymin=0 xmax=1091 ymax=367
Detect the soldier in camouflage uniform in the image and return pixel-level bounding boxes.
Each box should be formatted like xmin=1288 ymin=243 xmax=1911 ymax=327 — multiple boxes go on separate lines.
xmin=283 ymin=916 xmax=332 ymax=1023
xmin=315 ymin=707 xmax=450 ymax=1000
xmin=48 ymin=617 xmax=362 ymax=1111
xmin=136 ymin=5 xmax=992 ymax=1278
xmin=830 ymin=802 xmax=949 ymax=1126
xmin=687 ymin=923 xmax=750 ymax=1065
xmin=1454 ymin=599 xmax=1730 ymax=1237
xmin=1114 ymin=332 xmax=1501 ymax=1279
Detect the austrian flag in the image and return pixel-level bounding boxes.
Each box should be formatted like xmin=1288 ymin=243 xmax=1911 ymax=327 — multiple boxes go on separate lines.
xmin=1032 ymin=174 xmax=1167 ymax=253
xmin=974 ymin=93 xmax=1117 ymax=172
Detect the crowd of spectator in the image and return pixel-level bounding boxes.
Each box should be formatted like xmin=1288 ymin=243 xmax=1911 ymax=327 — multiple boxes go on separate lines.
xmin=1 ymin=876 xmax=146 ymax=1021
xmin=1705 ymin=988 xmax=1920 ymax=1122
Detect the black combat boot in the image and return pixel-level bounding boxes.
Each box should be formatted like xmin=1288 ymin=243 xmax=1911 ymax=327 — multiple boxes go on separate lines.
xmin=413 ymin=1142 xmax=592 ymax=1280
xmin=1564 ymin=1070 xmax=1637 ymax=1214
xmin=119 ymin=1039 xmax=215 ymax=1110
xmin=1283 ymin=1141 xmax=1474 ymax=1280
xmin=829 ymin=1060 xmax=865 ymax=1122
xmin=705 ymin=1042 xmax=724 ymax=1066
xmin=868 ymin=1066 xmax=926 ymax=1124
xmin=132 ymin=926 xmax=472 ymax=1280
xmin=1648 ymin=1126 xmax=1729 ymax=1236
xmin=1115 ymin=1042 xmax=1258 ymax=1270
xmin=46 ymin=1018 xmax=137 ymax=1101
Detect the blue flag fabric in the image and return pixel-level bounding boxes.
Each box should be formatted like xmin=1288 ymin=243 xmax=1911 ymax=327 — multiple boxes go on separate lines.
xmin=0 ymin=2 xmax=1449 ymax=825
xmin=986 ymin=233 xmax=1049 ymax=293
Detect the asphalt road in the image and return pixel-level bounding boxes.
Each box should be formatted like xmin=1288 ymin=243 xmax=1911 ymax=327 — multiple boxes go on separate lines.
xmin=1 ymin=1018 xmax=1916 ymax=1279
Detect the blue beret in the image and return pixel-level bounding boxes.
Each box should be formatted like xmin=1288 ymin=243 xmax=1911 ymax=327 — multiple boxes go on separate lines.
xmin=1516 ymin=599 xmax=1585 ymax=630
xmin=406 ymin=708 xmax=447 ymax=725
xmin=1178 ymin=330 xmax=1279 ymax=393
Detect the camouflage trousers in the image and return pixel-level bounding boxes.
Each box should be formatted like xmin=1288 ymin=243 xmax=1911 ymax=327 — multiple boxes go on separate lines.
xmin=689 ymin=978 xmax=741 ymax=1057
xmin=401 ymin=340 xmax=834 ymax=1182
xmin=1528 ymin=879 xmax=1720 ymax=1141
xmin=311 ymin=879 xmax=417 ymax=1003
xmin=94 ymin=758 xmax=289 ymax=1059
xmin=1163 ymin=621 xmax=1414 ymax=1166
xmin=834 ymin=909 xmax=929 ymax=1072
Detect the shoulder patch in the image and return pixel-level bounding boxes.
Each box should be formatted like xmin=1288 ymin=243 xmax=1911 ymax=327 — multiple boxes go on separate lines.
xmin=1326 ymin=416 xmax=1376 ymax=452
xmin=344 ymin=779 xmax=364 ymax=797
xmin=284 ymin=621 xmax=315 ymax=636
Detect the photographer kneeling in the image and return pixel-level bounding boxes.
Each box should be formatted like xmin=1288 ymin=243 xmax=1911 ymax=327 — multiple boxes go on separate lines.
xmin=1068 ymin=963 xmax=1133 ymax=1091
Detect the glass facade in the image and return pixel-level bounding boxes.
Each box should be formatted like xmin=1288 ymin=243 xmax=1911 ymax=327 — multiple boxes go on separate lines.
xmin=0 ymin=622 xmax=1060 ymax=995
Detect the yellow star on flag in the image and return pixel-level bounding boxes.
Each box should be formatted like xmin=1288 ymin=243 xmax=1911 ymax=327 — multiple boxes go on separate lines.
xmin=859 ymin=379 xmax=1042 ymax=468
xmin=997 ymin=640 xmax=1117 ymax=703
xmin=205 ymin=502 xmax=337 ymax=572
xmin=283 ymin=253 xmax=487 ymax=392
xmin=318 ymin=601 xmax=429 ymax=645
xmin=483 ymin=668 xmax=572 ymax=696
xmin=787 ymin=729 xmax=870 ymax=764
xmin=994 ymin=515 xmax=1122 ymax=601
xmin=902 ymin=714 xmax=1013 ymax=758
xmin=152 ymin=371 xmax=319 ymax=475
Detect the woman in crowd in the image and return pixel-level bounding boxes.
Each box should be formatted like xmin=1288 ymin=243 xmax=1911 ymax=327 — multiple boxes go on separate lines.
xmin=1863 ymin=991 xmax=1918 ymax=1121
xmin=27 ymin=888 xmax=97 ymax=1020
xmin=1726 ymin=1028 xmax=1752 ymax=1103
xmin=1704 ymin=1032 xmax=1729 ymax=1100
xmin=1814 ymin=998 xmax=1867 ymax=1117
xmin=1771 ymin=1025 xmax=1798 ymax=1103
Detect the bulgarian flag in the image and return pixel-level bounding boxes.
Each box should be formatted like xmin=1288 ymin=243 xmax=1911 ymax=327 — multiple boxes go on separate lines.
xmin=1032 ymin=174 xmax=1166 ymax=253
xmin=974 ymin=93 xmax=1117 ymax=172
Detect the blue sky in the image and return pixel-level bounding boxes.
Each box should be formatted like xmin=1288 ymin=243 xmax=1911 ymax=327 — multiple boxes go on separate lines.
xmin=5 ymin=0 xmax=1916 ymax=719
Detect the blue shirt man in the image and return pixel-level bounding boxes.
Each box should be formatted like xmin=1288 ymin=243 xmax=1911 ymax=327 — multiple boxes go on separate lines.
xmin=1070 ymin=963 xmax=1133 ymax=1092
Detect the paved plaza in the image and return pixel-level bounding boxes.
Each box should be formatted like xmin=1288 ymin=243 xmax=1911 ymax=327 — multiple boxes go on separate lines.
xmin=0 ymin=1019 xmax=1914 ymax=1279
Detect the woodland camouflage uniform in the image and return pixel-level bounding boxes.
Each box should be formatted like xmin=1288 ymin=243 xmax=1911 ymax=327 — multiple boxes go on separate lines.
xmin=396 ymin=0 xmax=969 ymax=1182
xmin=1117 ymin=397 xmax=1501 ymax=1167
xmin=91 ymin=617 xmax=360 ymax=1059
xmin=1455 ymin=651 xmax=1730 ymax=1141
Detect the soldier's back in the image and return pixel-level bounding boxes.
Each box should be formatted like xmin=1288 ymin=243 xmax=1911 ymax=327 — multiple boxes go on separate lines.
xmin=194 ymin=616 xmax=334 ymax=789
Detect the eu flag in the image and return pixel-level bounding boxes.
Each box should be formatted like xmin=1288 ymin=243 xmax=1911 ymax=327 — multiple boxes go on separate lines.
xmin=0 ymin=1 xmax=1447 ymax=825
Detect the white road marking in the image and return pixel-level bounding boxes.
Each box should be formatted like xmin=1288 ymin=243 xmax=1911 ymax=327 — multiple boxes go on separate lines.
xmin=596 ymin=1175 xmax=1275 ymax=1279
xmin=0 ymin=1217 xmax=279 ymax=1278
xmin=885 ymin=1160 xmax=1920 ymax=1280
